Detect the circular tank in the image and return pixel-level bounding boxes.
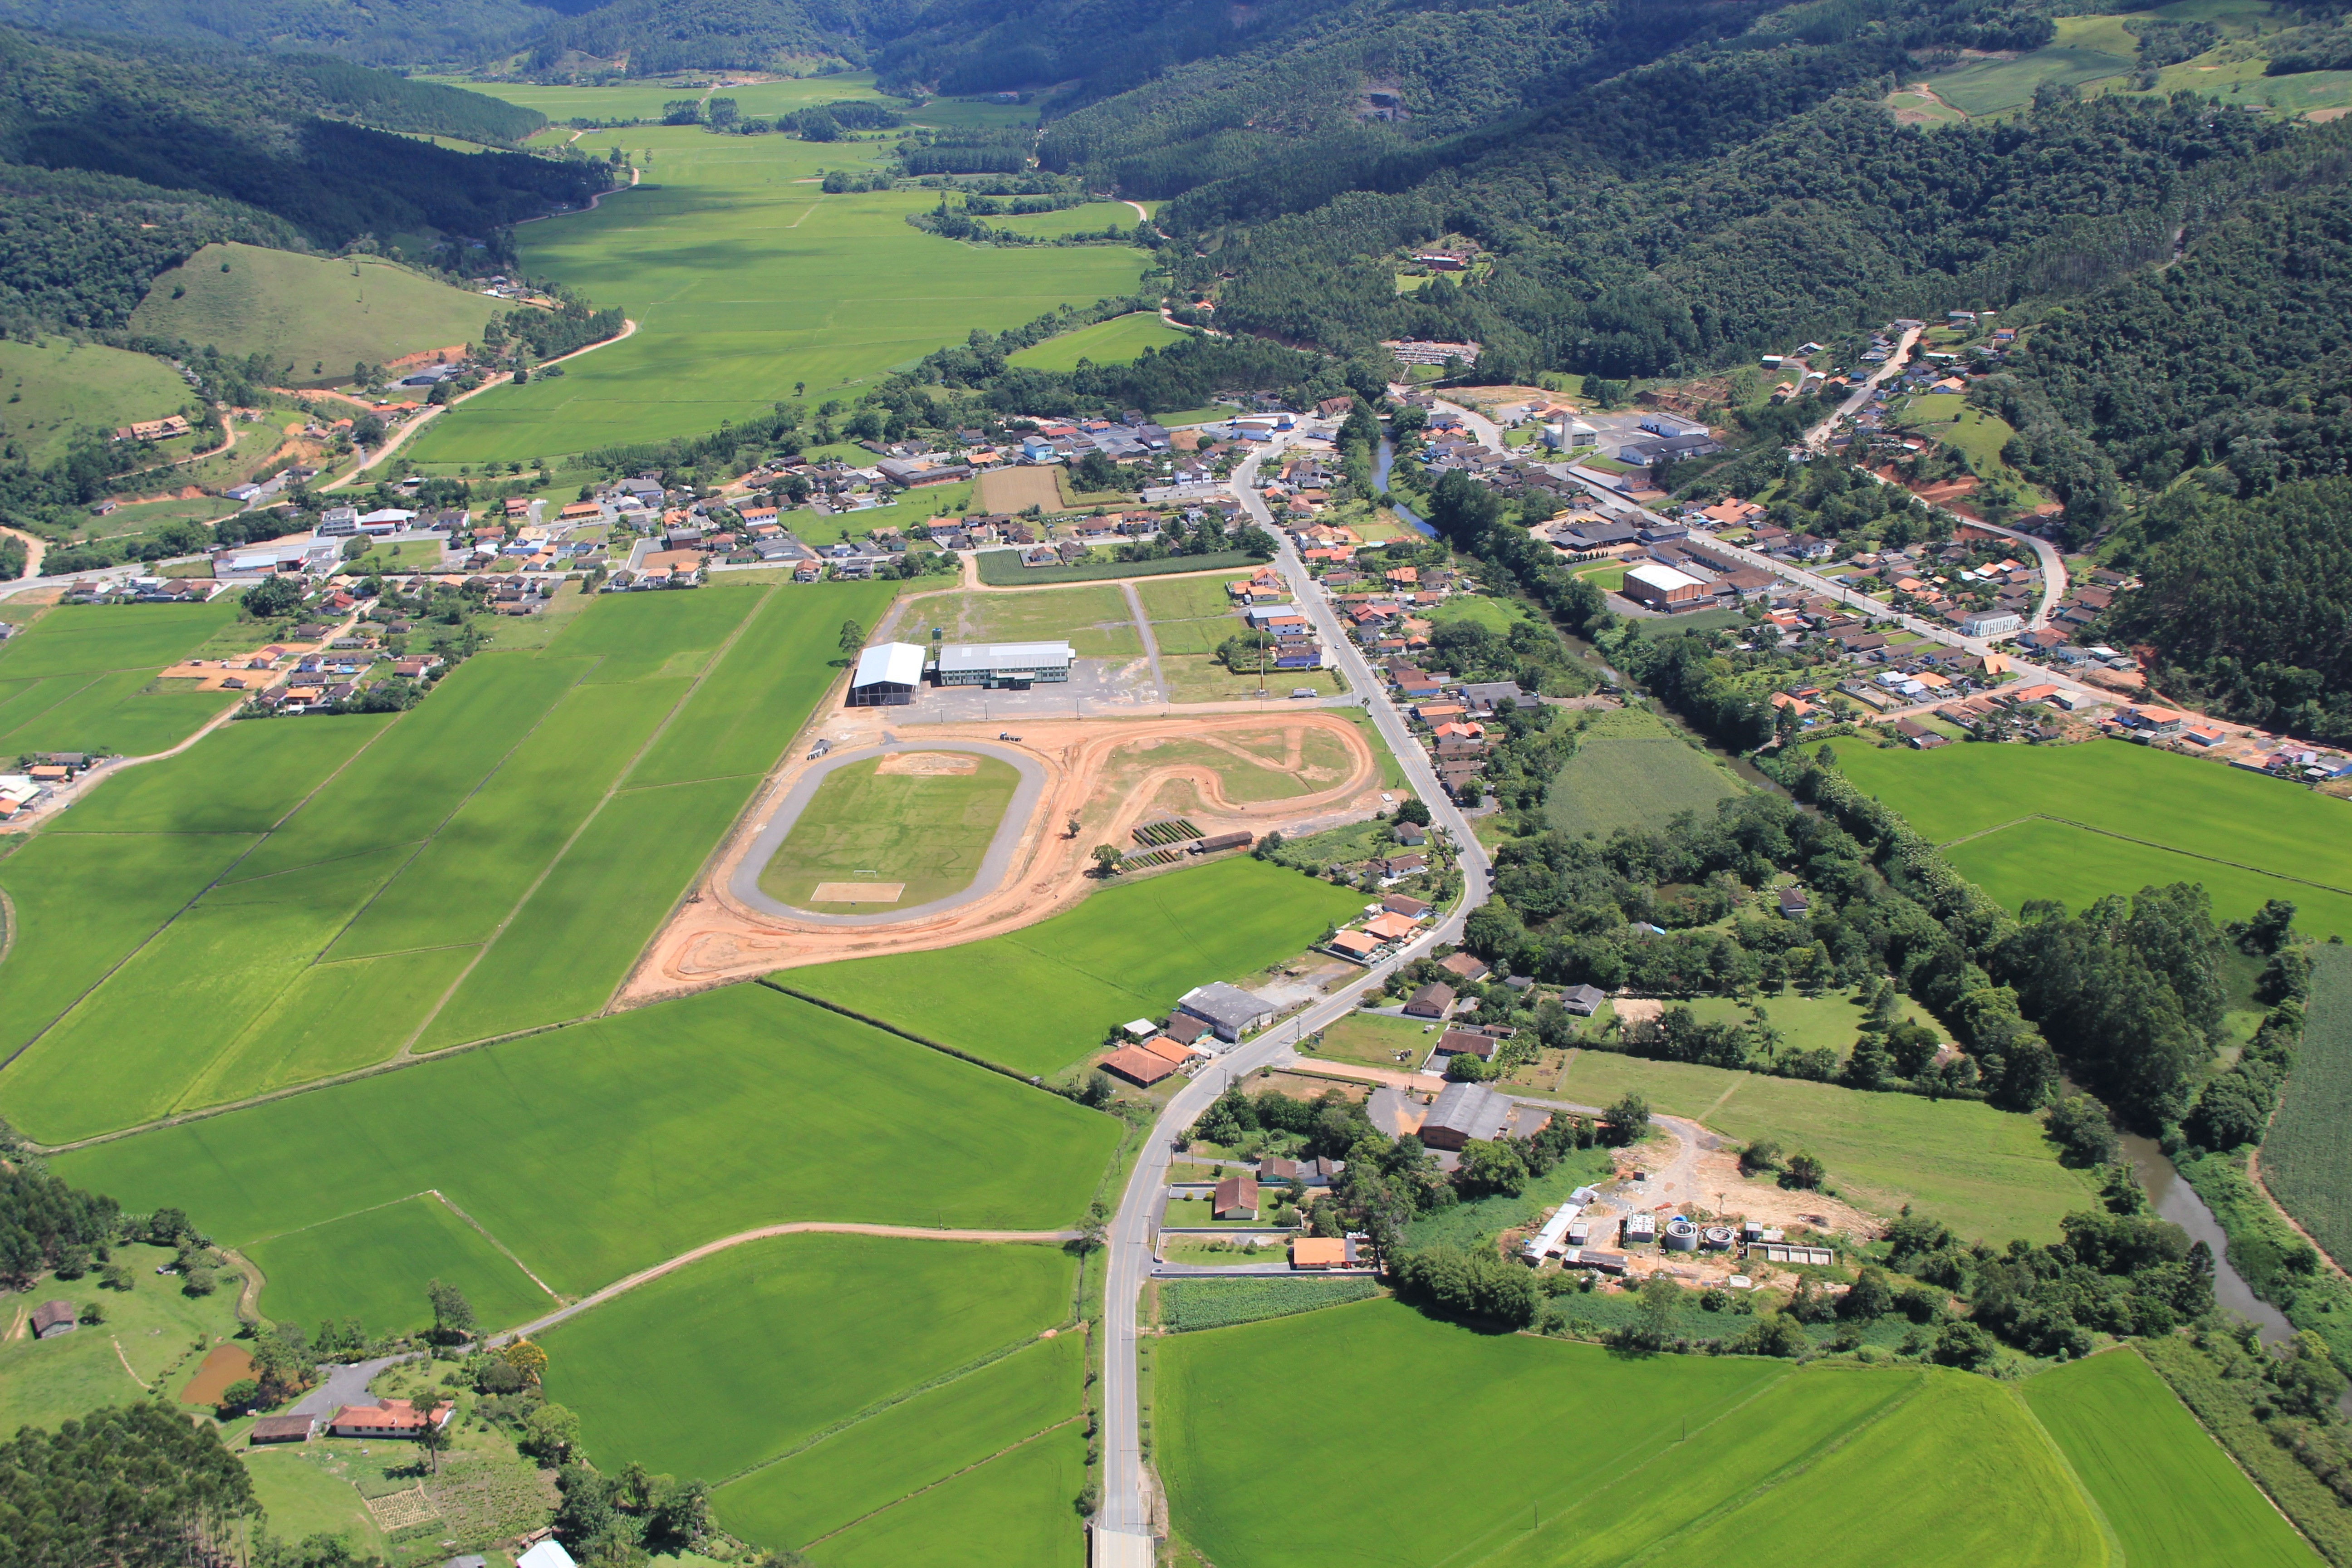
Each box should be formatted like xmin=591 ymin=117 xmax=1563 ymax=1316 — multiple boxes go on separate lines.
xmin=1662 ymin=1216 xmax=1699 ymax=1252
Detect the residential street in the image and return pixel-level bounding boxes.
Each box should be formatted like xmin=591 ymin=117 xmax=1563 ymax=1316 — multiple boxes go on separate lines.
xmin=1093 ymin=427 xmax=1495 ymax=1554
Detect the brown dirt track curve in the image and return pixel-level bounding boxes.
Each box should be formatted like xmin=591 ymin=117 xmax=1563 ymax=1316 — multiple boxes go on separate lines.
xmin=618 ymin=706 xmax=1381 ymax=1004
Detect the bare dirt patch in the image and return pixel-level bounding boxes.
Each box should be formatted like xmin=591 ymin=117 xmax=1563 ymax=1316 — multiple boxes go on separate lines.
xmin=1612 ymin=998 xmax=1663 ymax=1029
xmin=977 ymin=466 xmax=1063 ymax=512
xmin=810 ymin=881 xmax=905 ymax=903
xmin=876 ymin=751 xmax=978 ymax=776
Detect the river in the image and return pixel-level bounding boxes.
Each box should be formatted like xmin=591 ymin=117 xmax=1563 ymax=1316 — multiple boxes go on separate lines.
xmin=2118 ymin=1129 xmax=2296 ymax=1343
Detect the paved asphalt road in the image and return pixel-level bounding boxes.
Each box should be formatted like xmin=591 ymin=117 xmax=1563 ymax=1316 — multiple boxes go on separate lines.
xmin=1095 ymin=426 xmax=1496 ymax=1548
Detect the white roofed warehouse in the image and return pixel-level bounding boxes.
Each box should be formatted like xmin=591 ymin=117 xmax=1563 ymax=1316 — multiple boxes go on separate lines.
xmin=1622 ymin=562 xmax=1708 ymax=612
xmin=848 ymin=642 xmax=926 ymax=706
xmin=935 ymin=641 xmax=1073 ymax=688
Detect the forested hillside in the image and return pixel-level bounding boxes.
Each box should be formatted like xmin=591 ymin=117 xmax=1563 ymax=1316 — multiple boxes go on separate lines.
xmin=0 ymin=0 xmax=578 ymax=66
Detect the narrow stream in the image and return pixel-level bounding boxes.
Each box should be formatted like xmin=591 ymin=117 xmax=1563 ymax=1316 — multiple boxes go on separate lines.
xmin=2118 ymin=1128 xmax=2295 ymax=1343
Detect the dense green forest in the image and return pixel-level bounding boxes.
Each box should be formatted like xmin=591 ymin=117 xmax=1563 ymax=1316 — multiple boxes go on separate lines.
xmin=0 ymin=0 xmax=579 ymax=66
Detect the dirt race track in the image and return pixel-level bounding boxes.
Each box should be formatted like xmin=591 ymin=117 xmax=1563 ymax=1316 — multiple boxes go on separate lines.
xmin=618 ymin=703 xmax=1382 ymax=1004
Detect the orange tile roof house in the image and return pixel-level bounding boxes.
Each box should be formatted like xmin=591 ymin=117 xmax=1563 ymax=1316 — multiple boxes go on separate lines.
xmin=1363 ymin=911 xmax=1419 ymax=942
xmin=1291 ymin=1237 xmax=1357 ymax=1269
xmin=1329 ymin=929 xmax=1381 ymax=960
xmin=1136 ymin=1035 xmax=1196 ymax=1067
xmin=1101 ymin=1045 xmax=1177 ymax=1087
xmin=327 ymin=1399 xmax=451 ymax=1438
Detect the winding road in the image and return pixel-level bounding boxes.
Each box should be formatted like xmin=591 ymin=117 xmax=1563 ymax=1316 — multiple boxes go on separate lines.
xmin=1093 ymin=422 xmax=1496 ymax=1553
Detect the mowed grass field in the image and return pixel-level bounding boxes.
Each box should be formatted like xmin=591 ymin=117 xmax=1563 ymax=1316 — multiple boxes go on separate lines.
xmin=758 ymin=753 xmax=1020 ymax=910
xmin=914 ymin=584 xmax=1142 ymax=658
xmin=0 ymin=1241 xmax=245 ymax=1434
xmin=1544 ymin=706 xmax=1744 ymax=837
xmin=0 ymin=582 xmax=894 ymax=1141
xmin=0 ymin=337 xmax=191 ymax=466
xmin=0 ymin=602 xmax=242 ymax=756
xmin=51 ymin=984 xmax=1121 ymax=1324
xmin=404 ymin=122 xmax=1147 ymax=463
xmin=2257 ymin=944 xmax=2352 ymax=1271
xmin=1554 ymin=1050 xmax=2093 ymax=1244
xmin=780 ymin=857 xmax=1365 ymax=1077
xmin=1828 ymin=739 xmax=2352 ymax=936
xmin=129 ymin=245 xmax=500 ymax=385
xmin=1159 ymin=1300 xmax=2106 ymax=1568
xmin=2022 ymin=1349 xmax=2321 ymax=1568
xmin=1005 ymin=311 xmax=1188 ymax=371
xmin=542 ymin=1233 xmax=1072 ymax=1480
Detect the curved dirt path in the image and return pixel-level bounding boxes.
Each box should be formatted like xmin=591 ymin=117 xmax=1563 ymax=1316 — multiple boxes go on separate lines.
xmin=488 ymin=1222 xmax=1078 ymax=1344
xmin=622 ymin=707 xmax=1380 ymax=1001
xmin=0 ymin=525 xmax=44 ymax=580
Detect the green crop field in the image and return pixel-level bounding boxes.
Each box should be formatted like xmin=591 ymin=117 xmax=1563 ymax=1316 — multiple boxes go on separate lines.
xmin=0 ymin=1241 xmax=246 ymax=1434
xmin=1005 ymin=311 xmax=1188 ymax=371
xmin=1544 ymin=706 xmax=1744 ymax=837
xmin=780 ymin=856 xmax=1365 ymax=1077
xmin=973 ymin=550 xmax=1259 ymax=587
xmin=129 ymin=245 xmax=502 ymax=386
xmin=758 ymin=753 xmax=1020 ymax=911
xmin=2256 ymin=945 xmax=2352 ymax=1271
xmin=0 ymin=338 xmax=192 ymax=466
xmin=2023 ymin=1349 xmax=2320 ymax=1568
xmin=402 ymin=124 xmax=1147 ymax=464
xmin=432 ymin=72 xmax=897 ymax=125
xmin=542 ymin=1233 xmax=1073 ymax=1481
xmin=1160 ymin=1299 xmax=2102 ymax=1568
xmin=50 ymin=715 xmax=390 ymax=835
xmin=0 ymin=585 xmax=887 ymax=1139
xmin=715 ymin=1332 xmax=1082 ymax=1550
xmin=990 ymin=203 xmax=1143 ymax=240
xmin=1553 ymin=1050 xmax=2092 ymax=1244
xmin=915 ymin=585 xmax=1142 ymax=658
xmin=0 ymin=603 xmax=241 ymax=757
xmin=52 ymin=985 xmax=1120 ymax=1321
xmin=1923 ymin=32 xmax=2134 ymax=116
xmin=809 ymin=1425 xmax=1086 ymax=1568
xmin=246 ymin=1192 xmax=554 ymax=1339
xmin=1827 ymin=740 xmax=2352 ymax=935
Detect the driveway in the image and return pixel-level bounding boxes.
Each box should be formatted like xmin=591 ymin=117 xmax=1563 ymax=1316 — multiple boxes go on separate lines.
xmin=290 ymin=1352 xmax=417 ymax=1418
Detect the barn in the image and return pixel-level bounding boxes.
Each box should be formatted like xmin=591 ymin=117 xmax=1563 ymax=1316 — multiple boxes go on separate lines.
xmin=847 ymin=642 xmax=926 ymax=706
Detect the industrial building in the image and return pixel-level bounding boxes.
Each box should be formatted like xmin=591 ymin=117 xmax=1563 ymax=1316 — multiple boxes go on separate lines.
xmin=847 ymin=642 xmax=926 ymax=706
xmin=935 ymin=641 xmax=1074 ymax=688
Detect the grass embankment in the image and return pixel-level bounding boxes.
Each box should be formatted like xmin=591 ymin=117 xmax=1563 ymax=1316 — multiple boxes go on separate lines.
xmin=781 ymin=857 xmax=1365 ymax=1078
xmin=757 ymin=753 xmax=1021 ymax=910
xmin=52 ymin=984 xmax=1121 ymax=1331
xmin=404 ymin=122 xmax=1146 ymax=464
xmin=1829 ymin=739 xmax=2352 ymax=936
xmin=1553 ymin=1051 xmax=2094 ymax=1244
xmin=0 ymin=338 xmax=193 ymax=467
xmin=0 ymin=583 xmax=893 ymax=1138
xmin=1544 ymin=706 xmax=1745 ymax=838
xmin=130 ymin=244 xmax=502 ymax=385
xmin=1157 ymin=1299 xmax=2105 ymax=1568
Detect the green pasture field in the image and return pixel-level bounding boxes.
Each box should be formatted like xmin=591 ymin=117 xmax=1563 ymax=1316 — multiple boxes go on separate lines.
xmin=627 ymin=581 xmax=894 ymax=785
xmin=715 ymin=1332 xmax=1082 ymax=1551
xmin=0 ymin=1242 xmax=245 ymax=1434
xmin=758 ymin=753 xmax=1020 ymax=911
xmin=0 ymin=338 xmax=191 ymax=467
xmin=1552 ymin=1050 xmax=2093 ymax=1243
xmin=0 ymin=830 xmax=256 ymax=1065
xmin=1544 ymin=706 xmax=1743 ymax=837
xmin=781 ymin=856 xmax=1364 ymax=1078
xmin=1923 ymin=33 xmax=2133 ymax=116
xmin=1162 ymin=1199 xmax=1283 ymax=1229
xmin=437 ymin=72 xmax=894 ymax=124
xmin=1947 ymin=817 xmax=2352 ymax=940
xmin=52 ymin=985 xmax=1120 ymax=1313
xmin=1132 ymin=730 xmax=1353 ymax=804
xmin=240 ymin=1449 xmax=386 ymax=1559
xmin=989 ymin=203 xmax=1142 ymax=240
xmin=416 ymin=775 xmax=749 ymax=1048
xmin=914 ymin=584 xmax=1142 ymax=658
xmin=2256 ymin=944 xmax=2352 ymax=1271
xmin=1137 ymin=573 xmax=1251 ymax=625
xmin=1425 ymin=595 xmax=1534 ymax=634
xmin=973 ymin=550 xmax=1258 ymax=587
xmin=1827 ymin=739 xmax=2352 ymax=933
xmin=2 ymin=845 xmax=416 ymax=1135
xmin=1304 ymin=1012 xmax=1437 ymax=1068
xmin=327 ymin=676 xmax=691 ymax=957
xmin=404 ymin=125 xmax=1147 ymax=464
xmin=1667 ymin=986 xmax=1941 ymax=1062
xmin=53 ymin=715 xmax=389 ymax=835
xmin=246 ymin=1192 xmax=554 ymax=1339
xmin=541 ymin=1233 xmax=1074 ymax=1480
xmin=0 ymin=602 xmax=236 ymax=679
xmin=1897 ymin=397 xmax=2042 ymax=499
xmin=1005 ymin=311 xmax=1187 ymax=371
xmin=130 ymin=245 xmax=501 ymax=386
xmin=811 ymin=1425 xmax=1085 ymax=1568
xmin=1160 ymin=1299 xmax=2101 ymax=1568
xmin=2023 ymin=1348 xmax=2320 ymax=1568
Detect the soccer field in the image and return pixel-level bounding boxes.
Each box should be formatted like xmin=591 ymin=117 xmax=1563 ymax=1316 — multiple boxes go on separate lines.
xmin=403 ymin=124 xmax=1147 ymax=463
xmin=0 ymin=582 xmax=892 ymax=1142
xmin=779 ymin=857 xmax=1366 ymax=1077
xmin=1828 ymin=739 xmax=2352 ymax=935
xmin=51 ymin=984 xmax=1121 ymax=1319
xmin=1159 ymin=1299 xmax=2106 ymax=1568
xmin=757 ymin=753 xmax=1021 ymax=911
